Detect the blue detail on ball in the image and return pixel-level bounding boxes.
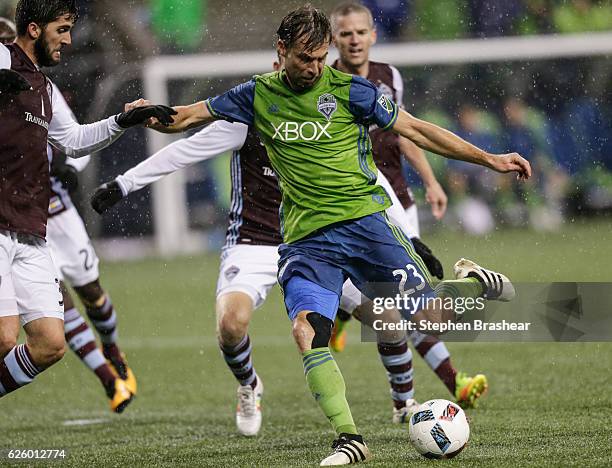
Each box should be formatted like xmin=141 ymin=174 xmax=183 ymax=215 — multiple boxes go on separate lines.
xmin=411 ymin=409 xmax=435 ymax=424
xmin=430 ymin=422 xmax=451 ymax=453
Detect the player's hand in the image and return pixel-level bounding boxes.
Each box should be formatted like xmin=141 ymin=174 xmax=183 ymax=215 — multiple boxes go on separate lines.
xmin=490 ymin=153 xmax=532 ymax=180
xmin=91 ymin=180 xmax=124 ymax=214
xmin=411 ymin=237 xmax=444 ymax=280
xmin=115 ymin=105 xmax=177 ymax=128
xmin=51 ymin=163 xmax=79 ymax=193
xmin=0 ymin=69 xmax=32 ymax=95
xmin=425 ymin=181 xmax=447 ymax=220
xmin=124 ymin=98 xmax=151 ymax=112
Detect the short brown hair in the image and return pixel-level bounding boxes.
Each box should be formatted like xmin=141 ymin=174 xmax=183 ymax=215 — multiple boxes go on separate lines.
xmin=330 ymin=2 xmax=374 ymax=32
xmin=276 ymin=4 xmax=332 ymax=52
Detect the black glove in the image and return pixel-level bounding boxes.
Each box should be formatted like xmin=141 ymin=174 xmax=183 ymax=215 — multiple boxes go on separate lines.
xmin=0 ymin=69 xmax=32 ymax=95
xmin=91 ymin=180 xmax=124 ymax=214
xmin=51 ymin=163 xmax=79 ymax=193
xmin=50 ymin=152 xmax=79 ymax=192
xmin=411 ymin=237 xmax=444 ymax=280
xmin=115 ymin=105 xmax=177 ymax=128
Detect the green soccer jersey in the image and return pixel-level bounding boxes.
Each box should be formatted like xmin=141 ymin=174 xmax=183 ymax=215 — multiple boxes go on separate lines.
xmin=206 ymin=65 xmax=399 ymax=243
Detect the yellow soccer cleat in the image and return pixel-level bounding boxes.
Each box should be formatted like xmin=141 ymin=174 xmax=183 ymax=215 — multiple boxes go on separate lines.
xmin=455 ymin=372 xmax=488 ymax=409
xmin=122 ymin=366 xmax=137 ymax=396
xmin=107 ymin=352 xmax=137 ymax=396
xmin=329 ymin=324 xmax=346 ymax=353
xmin=109 ymin=378 xmax=133 ymax=414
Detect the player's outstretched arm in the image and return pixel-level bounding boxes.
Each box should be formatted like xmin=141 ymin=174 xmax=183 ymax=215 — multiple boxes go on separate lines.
xmin=148 ymin=101 xmax=214 ymax=134
xmin=48 ymin=83 xmax=177 ymax=158
xmin=91 ymin=120 xmax=248 ymax=214
xmin=392 ymin=109 xmax=531 ymax=180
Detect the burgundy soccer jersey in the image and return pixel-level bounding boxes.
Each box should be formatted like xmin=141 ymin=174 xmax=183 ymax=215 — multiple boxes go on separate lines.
xmin=0 ymin=44 xmax=53 ymax=237
xmin=332 ymin=60 xmax=415 ymax=209
xmin=226 ymin=128 xmax=283 ymax=246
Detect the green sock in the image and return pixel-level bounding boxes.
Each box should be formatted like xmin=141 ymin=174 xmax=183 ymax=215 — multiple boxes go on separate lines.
xmin=303 ymin=347 xmax=357 ymax=435
xmin=435 ymin=277 xmax=484 ymax=300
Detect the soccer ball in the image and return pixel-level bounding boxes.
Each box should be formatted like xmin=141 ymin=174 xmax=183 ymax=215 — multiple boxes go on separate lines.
xmin=408 ymin=399 xmax=469 ymax=459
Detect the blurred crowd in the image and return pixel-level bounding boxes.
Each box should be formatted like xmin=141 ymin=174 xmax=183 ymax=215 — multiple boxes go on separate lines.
xmin=363 ymin=0 xmax=612 ymax=41
xmin=404 ymin=93 xmax=611 ymax=234
xmin=0 ymin=0 xmax=609 ymax=237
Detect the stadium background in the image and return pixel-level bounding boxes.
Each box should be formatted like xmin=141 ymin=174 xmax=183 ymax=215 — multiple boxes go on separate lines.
xmin=2 ymin=0 xmax=610 ymax=253
xmin=0 ymin=1 xmax=611 ymax=466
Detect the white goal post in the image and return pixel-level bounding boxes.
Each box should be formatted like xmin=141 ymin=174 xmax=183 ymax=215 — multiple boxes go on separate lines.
xmin=142 ymin=31 xmax=612 ymax=256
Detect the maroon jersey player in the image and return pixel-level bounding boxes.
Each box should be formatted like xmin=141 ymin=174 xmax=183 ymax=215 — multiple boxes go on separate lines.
xmin=0 ymin=0 xmax=173 ymax=401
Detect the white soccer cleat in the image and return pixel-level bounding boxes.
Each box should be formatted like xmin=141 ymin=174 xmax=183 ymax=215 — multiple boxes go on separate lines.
xmin=235 ymin=376 xmax=263 ymax=437
xmin=320 ymin=433 xmax=371 ymax=466
xmin=453 ymin=258 xmax=516 ymax=302
xmin=392 ymin=398 xmax=420 ymax=424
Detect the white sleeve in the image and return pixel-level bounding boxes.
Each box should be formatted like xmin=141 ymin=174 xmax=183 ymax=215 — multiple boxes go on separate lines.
xmin=48 ymin=81 xmax=125 ymax=157
xmin=116 ymin=120 xmax=249 ymax=195
xmin=65 ymin=155 xmax=91 ymax=172
xmin=390 ymin=65 xmax=404 ymax=108
xmin=378 ymin=170 xmax=418 ymax=239
xmin=0 ymin=43 xmax=10 ymax=70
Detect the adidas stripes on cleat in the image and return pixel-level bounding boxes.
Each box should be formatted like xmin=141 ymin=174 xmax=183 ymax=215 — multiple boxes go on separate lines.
xmin=453 ymin=258 xmax=516 ymax=302
xmin=320 ymin=433 xmax=371 ymax=466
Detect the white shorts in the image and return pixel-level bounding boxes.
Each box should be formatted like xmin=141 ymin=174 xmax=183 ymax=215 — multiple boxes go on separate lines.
xmin=377 ymin=170 xmax=420 ymax=239
xmin=0 ymin=231 xmax=64 ymax=326
xmin=46 ymin=208 xmax=100 ymax=287
xmin=216 ymin=244 xmax=279 ymax=308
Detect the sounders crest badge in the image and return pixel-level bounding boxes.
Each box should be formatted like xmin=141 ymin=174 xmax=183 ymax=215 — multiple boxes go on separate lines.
xmin=377 ymin=94 xmax=394 ymax=114
xmin=317 ymin=93 xmax=337 ymax=120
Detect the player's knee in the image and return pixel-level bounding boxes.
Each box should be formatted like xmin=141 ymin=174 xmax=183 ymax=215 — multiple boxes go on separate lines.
xmin=31 ymin=338 xmax=65 ymax=368
xmin=218 ymin=312 xmax=249 ymax=345
xmin=292 ymin=312 xmax=333 ymax=351
xmin=217 ymin=303 xmax=251 ymax=345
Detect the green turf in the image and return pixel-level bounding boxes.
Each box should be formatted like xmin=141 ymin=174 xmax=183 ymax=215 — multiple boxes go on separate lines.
xmin=2 ymin=220 xmax=612 ymax=467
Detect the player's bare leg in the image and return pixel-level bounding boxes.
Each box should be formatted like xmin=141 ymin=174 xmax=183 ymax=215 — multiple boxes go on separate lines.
xmin=61 ymin=283 xmax=132 ymax=412
xmin=216 ymin=292 xmax=263 ymax=436
xmin=74 ymin=279 xmax=137 ymax=395
xmin=23 ymin=317 xmax=65 ymax=368
xmin=0 ymin=316 xmax=63 ymax=398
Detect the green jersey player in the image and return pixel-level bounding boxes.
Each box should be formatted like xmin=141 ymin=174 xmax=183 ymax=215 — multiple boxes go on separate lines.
xmin=149 ymin=6 xmax=531 ymax=465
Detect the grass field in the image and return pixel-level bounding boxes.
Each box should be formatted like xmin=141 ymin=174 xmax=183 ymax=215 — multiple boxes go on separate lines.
xmin=3 ymin=220 xmax=612 ymax=467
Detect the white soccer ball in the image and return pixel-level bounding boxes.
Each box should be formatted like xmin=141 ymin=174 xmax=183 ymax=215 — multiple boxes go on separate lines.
xmin=408 ymin=399 xmax=470 ymax=459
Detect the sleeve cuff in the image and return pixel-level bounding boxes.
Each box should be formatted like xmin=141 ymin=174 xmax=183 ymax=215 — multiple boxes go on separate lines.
xmin=205 ymin=100 xmax=219 ymax=119
xmin=111 ymin=115 xmax=128 ymax=133
xmin=115 ymin=176 xmax=130 ymax=196
xmin=381 ymin=104 xmax=399 ymax=131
